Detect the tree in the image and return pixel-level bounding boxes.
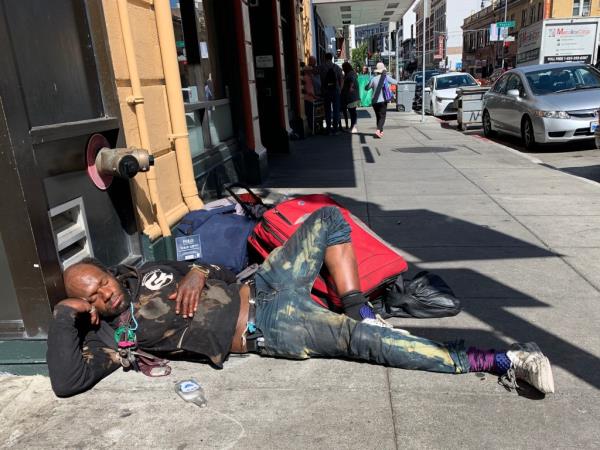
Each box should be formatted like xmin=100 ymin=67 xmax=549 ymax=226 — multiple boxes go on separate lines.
xmin=351 ymin=42 xmax=368 ymax=71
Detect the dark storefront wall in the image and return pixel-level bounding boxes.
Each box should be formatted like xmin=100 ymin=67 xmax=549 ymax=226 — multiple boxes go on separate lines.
xmin=248 ymin=0 xmax=290 ymax=154
xmin=0 ymin=0 xmax=140 ymax=354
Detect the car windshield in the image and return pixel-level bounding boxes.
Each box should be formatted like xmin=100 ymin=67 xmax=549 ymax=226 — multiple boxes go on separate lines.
xmin=435 ymin=74 xmax=477 ymax=90
xmin=414 ymin=72 xmax=439 ymax=83
xmin=524 ymin=66 xmax=600 ymax=95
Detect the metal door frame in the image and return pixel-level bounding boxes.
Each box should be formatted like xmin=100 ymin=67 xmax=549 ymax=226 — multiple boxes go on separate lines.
xmin=0 ymin=0 xmax=134 ymax=338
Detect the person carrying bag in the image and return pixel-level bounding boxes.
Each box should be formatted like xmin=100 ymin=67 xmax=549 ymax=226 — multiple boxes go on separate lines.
xmin=366 ymin=62 xmax=397 ymax=138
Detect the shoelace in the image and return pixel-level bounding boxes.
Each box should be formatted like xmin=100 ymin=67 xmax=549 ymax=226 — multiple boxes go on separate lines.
xmin=499 ymin=366 xmax=518 ymax=392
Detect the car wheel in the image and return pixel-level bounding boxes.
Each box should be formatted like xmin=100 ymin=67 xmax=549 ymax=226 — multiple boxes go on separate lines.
xmin=482 ymin=110 xmax=495 ymax=137
xmin=521 ymin=116 xmax=537 ymax=150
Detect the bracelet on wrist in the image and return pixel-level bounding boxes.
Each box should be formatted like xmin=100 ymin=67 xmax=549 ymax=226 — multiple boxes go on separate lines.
xmin=189 ymin=264 xmax=210 ymax=277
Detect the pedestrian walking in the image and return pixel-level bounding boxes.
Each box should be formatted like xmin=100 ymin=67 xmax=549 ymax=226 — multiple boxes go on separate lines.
xmin=340 ymin=62 xmax=360 ymax=134
xmin=319 ymin=53 xmax=344 ymax=135
xmin=366 ymin=62 xmax=397 ymax=138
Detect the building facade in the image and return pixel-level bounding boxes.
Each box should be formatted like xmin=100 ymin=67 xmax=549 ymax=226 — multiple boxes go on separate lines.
xmin=0 ymin=0 xmax=310 ymax=371
xmin=462 ymin=0 xmax=600 ymax=77
xmin=416 ymin=0 xmax=481 ymax=71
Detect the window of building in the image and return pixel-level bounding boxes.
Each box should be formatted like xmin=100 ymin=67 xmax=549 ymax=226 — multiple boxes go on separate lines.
xmin=537 ymin=2 xmax=543 ymax=21
xmin=521 ymin=9 xmax=526 ymax=26
xmin=530 ymin=6 xmax=535 ymax=24
xmin=171 ymin=0 xmax=233 ymax=160
xmin=573 ymin=0 xmax=591 ymax=16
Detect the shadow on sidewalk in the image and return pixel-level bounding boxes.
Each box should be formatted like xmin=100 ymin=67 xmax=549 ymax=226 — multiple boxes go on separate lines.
xmin=258 ymin=141 xmax=600 ymax=390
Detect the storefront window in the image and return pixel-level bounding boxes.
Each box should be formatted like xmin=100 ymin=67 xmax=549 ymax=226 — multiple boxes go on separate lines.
xmin=171 ymin=0 xmax=233 ymax=158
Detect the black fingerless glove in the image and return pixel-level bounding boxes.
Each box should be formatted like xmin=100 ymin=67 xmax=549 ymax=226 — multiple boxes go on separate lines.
xmin=341 ymin=290 xmax=369 ymax=320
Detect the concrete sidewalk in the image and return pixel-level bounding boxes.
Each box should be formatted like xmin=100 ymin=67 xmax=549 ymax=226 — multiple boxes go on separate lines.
xmin=2 ymin=108 xmax=600 ymax=449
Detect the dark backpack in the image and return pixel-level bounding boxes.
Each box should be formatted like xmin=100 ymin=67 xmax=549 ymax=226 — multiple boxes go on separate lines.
xmin=376 ymin=271 xmax=462 ymax=319
xmin=324 ymin=67 xmax=337 ymax=92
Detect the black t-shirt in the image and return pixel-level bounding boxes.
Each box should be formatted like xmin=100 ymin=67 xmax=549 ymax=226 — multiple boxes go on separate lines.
xmin=129 ymin=261 xmax=241 ymax=365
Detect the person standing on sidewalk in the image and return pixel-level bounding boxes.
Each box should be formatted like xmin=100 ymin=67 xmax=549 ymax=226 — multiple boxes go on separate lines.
xmin=302 ymin=57 xmax=320 ymax=134
xmin=366 ymin=62 xmax=397 ymax=138
xmin=341 ymin=62 xmax=360 ymax=134
xmin=319 ymin=53 xmax=344 ymax=135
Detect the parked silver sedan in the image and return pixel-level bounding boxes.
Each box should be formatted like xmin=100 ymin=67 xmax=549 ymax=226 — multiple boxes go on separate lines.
xmin=482 ymin=63 xmax=600 ymax=149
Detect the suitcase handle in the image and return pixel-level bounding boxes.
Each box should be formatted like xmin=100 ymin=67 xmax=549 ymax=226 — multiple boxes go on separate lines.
xmin=223 ymin=182 xmax=264 ymax=220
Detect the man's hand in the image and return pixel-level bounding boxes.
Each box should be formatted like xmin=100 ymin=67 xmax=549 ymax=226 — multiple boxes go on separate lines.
xmin=168 ymin=271 xmax=206 ymax=318
xmin=55 ymin=298 xmax=100 ymax=326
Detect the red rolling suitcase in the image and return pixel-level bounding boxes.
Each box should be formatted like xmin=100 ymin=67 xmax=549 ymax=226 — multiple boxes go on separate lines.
xmin=248 ymin=194 xmax=408 ymax=311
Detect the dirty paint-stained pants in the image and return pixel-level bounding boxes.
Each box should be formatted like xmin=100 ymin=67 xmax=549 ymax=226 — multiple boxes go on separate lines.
xmin=254 ymin=206 xmax=470 ymax=373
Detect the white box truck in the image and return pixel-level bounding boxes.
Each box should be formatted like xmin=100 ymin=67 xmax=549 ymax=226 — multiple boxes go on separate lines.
xmin=517 ymin=17 xmax=600 ymax=67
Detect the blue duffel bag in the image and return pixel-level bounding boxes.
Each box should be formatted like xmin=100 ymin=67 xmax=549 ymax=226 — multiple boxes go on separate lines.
xmin=174 ymin=204 xmax=256 ymax=274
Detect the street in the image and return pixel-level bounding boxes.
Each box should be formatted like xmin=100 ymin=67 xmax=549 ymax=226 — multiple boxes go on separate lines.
xmin=437 ymin=116 xmax=600 ymax=184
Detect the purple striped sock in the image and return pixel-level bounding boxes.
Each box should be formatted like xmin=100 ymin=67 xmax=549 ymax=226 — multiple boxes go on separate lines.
xmin=467 ymin=347 xmax=496 ymax=373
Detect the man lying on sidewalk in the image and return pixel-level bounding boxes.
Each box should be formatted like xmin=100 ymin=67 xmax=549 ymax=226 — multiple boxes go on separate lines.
xmin=47 ymin=207 xmax=555 ymax=397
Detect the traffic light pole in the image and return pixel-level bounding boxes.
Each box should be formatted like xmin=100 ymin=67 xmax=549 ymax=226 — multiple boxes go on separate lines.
xmin=501 ymin=0 xmax=508 ymax=69
xmin=421 ymin=0 xmax=427 ymax=123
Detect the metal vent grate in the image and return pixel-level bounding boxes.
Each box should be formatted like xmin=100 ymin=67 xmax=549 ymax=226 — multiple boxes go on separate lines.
xmin=49 ymin=197 xmax=93 ymax=270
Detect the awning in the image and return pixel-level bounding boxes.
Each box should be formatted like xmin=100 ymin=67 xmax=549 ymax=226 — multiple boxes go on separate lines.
xmin=313 ymin=0 xmax=415 ymax=28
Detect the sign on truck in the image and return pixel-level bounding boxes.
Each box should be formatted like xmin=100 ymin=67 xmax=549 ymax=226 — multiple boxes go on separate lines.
xmin=517 ymin=18 xmax=600 ymax=67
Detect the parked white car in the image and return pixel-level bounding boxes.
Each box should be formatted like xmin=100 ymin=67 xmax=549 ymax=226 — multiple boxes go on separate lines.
xmin=423 ymin=73 xmax=478 ymax=117
xmin=482 ymin=63 xmax=600 ymax=149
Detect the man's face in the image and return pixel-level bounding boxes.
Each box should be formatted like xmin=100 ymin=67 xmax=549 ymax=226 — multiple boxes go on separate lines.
xmin=65 ymin=264 xmax=131 ymax=317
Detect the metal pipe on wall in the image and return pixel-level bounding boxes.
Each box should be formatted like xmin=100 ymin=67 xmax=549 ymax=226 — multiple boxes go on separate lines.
xmin=154 ymin=0 xmax=203 ymax=212
xmin=116 ymin=0 xmax=171 ymax=237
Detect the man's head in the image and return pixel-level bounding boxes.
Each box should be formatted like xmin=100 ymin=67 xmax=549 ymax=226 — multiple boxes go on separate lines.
xmin=324 ymin=52 xmax=333 ymax=62
xmin=362 ymin=65 xmax=368 ymax=74
xmin=63 ymin=259 xmax=132 ymax=318
xmin=308 ymin=56 xmax=317 ymax=67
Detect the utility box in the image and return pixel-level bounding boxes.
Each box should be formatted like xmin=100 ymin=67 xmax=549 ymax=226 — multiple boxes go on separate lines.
xmin=395 ymin=81 xmax=416 ymax=112
xmin=455 ymin=86 xmax=490 ymax=131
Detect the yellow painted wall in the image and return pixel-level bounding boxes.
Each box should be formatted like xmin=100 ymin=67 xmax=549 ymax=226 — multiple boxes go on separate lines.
xmin=301 ymin=0 xmax=313 ymax=62
xmin=102 ymin=0 xmax=190 ymax=240
xmin=552 ymin=1 xmax=600 ymax=18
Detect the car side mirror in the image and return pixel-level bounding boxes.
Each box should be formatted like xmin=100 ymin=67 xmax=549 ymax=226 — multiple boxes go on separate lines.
xmin=507 ymin=89 xmax=520 ymax=97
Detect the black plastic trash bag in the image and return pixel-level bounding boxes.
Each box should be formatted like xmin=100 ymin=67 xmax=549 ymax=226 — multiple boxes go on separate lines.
xmin=378 ymin=271 xmax=462 ymax=319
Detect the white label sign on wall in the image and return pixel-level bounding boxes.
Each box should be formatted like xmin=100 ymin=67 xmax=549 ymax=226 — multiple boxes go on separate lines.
xmin=255 ymin=55 xmax=274 ymax=68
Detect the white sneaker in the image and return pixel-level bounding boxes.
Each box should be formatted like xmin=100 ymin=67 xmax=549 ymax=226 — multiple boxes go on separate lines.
xmin=351 ymin=126 xmax=358 ymax=134
xmin=504 ymin=342 xmax=555 ymax=394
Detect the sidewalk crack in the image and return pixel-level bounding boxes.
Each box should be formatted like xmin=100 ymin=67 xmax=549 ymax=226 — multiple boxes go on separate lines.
xmin=385 ymin=368 xmax=400 ymax=450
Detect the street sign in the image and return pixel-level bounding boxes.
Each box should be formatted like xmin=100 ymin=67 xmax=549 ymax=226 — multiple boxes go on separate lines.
xmin=496 ymin=21 xmax=516 ymax=28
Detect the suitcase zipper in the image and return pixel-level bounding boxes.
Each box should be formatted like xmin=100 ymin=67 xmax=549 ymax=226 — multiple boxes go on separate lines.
xmin=261 ymin=221 xmax=286 ymax=245
xmin=273 ymin=208 xmax=293 ymax=226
